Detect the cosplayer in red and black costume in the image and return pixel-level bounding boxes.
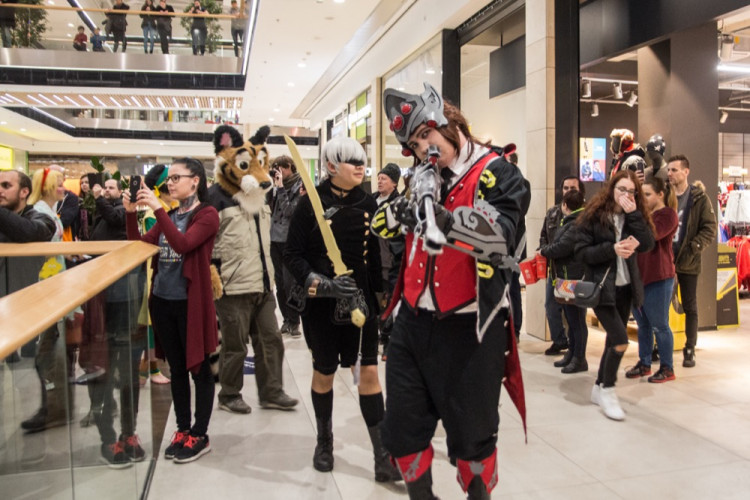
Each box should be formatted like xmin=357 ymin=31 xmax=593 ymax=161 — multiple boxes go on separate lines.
xmin=372 ymin=83 xmax=529 ymax=499
xmin=609 ymin=128 xmax=646 ymax=179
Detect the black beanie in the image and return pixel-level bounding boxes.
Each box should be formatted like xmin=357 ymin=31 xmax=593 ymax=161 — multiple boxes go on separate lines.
xmin=380 ymin=163 xmax=401 ymax=184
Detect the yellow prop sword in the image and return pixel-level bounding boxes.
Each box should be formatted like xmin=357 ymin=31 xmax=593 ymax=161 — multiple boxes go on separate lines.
xmin=283 ymin=135 xmax=366 ymax=328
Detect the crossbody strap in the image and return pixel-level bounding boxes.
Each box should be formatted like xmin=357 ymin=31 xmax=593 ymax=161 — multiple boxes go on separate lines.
xmin=597 ymin=266 xmax=612 ymax=288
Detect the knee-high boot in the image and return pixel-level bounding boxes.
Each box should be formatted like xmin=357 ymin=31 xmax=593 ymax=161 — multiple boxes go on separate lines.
xmin=366 ymin=424 xmax=401 ymax=482
xmin=457 ymin=449 xmax=498 ymax=500
xmin=394 ymin=446 xmax=439 ymax=500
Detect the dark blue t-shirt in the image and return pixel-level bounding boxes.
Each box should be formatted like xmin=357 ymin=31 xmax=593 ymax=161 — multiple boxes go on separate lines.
xmin=153 ymin=211 xmax=190 ymax=300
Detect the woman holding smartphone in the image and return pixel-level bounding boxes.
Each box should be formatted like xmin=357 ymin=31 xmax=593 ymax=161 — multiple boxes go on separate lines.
xmin=124 ymin=158 xmax=219 ymax=463
xmin=575 ymin=170 xmax=654 ymax=421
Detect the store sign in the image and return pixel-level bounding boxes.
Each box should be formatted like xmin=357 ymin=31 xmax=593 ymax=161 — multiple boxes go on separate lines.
xmin=579 ymin=137 xmax=606 ymax=182
xmin=0 ymin=145 xmax=13 ymax=171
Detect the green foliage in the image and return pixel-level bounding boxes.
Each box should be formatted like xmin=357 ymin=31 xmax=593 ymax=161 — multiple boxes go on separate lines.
xmin=180 ymin=0 xmax=223 ymax=54
xmin=90 ymin=156 xmax=105 ymax=173
xmin=10 ymin=0 xmax=48 ymax=48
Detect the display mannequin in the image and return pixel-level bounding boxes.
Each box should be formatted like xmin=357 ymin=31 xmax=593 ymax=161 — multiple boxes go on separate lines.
xmin=609 ymin=128 xmax=646 ymax=179
xmin=644 ymin=134 xmax=668 ymax=182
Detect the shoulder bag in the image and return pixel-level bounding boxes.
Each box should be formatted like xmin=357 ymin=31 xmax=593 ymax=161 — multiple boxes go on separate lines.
xmin=554 ymin=266 xmax=611 ymax=308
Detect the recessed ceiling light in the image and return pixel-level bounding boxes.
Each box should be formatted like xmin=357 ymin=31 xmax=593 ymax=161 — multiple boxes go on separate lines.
xmin=103 ymin=141 xmax=108 ymax=144
xmin=273 ymin=108 xmax=280 ymax=112
xmin=334 ymin=0 xmax=345 ymax=3
xmin=298 ymin=62 xmax=306 ymax=68
xmin=159 ymin=142 xmax=165 ymax=146
xmin=67 ymin=33 xmax=72 ymax=37
xmin=20 ymin=128 xmax=26 ymax=132
xmin=287 ymin=82 xmax=295 ymax=87
xmin=67 ymin=23 xmax=74 ymax=28
xmin=0 ymin=121 xmax=7 ymax=125
xmin=269 ymin=117 xmax=274 ymax=122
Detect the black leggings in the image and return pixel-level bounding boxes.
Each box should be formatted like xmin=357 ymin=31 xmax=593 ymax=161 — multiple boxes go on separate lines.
xmin=150 ymin=295 xmax=214 ymax=436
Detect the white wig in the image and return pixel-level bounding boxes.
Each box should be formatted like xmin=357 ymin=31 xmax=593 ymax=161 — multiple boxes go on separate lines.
xmin=321 ymin=136 xmax=367 ymax=178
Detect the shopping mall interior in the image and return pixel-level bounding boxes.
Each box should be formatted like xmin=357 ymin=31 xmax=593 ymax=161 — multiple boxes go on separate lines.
xmin=2 ymin=0 xmax=750 ymax=498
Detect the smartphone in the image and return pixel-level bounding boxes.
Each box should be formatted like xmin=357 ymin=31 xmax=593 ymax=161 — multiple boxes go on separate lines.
xmin=87 ymin=173 xmax=103 ymax=188
xmin=130 ymin=176 xmax=142 ymax=202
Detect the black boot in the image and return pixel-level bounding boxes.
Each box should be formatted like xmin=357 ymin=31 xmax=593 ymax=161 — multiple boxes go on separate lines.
xmin=683 ymin=347 xmax=695 ymax=368
xmin=466 ymin=475 xmax=490 ymax=500
xmin=313 ymin=418 xmax=333 ymax=472
xmin=553 ymin=350 xmax=573 ymax=368
xmin=561 ymin=356 xmax=588 ymax=374
xmin=366 ymin=425 xmax=401 ymax=482
xmin=405 ymin=468 xmax=439 ymax=500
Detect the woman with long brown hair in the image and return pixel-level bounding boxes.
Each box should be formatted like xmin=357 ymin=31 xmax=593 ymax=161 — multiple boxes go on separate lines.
xmin=575 ymin=170 xmax=654 ymax=421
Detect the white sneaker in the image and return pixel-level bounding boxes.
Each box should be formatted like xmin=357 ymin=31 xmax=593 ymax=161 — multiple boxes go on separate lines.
xmin=599 ymin=386 xmax=625 ymax=421
xmin=590 ymin=383 xmax=601 ymax=406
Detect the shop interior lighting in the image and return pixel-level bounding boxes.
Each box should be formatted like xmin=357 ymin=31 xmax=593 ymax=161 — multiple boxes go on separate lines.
xmin=144 ymin=97 xmax=154 ymax=108
xmin=38 ymin=94 xmax=57 ymax=106
xmin=78 ymin=95 xmax=93 ymax=107
xmin=717 ymin=63 xmax=750 ymax=74
xmin=157 ymin=97 xmax=165 ymax=108
xmin=27 ymin=95 xmax=46 ymax=106
xmin=626 ymin=91 xmax=638 ymax=107
xmin=591 ymin=103 xmax=599 ymax=117
xmin=110 ymin=97 xmax=122 ymax=108
xmin=52 ymin=95 xmax=64 ymax=103
xmin=93 ymin=96 xmax=107 ymax=107
xmin=720 ymin=34 xmax=734 ymax=61
xmin=613 ymin=82 xmax=623 ymax=99
xmin=581 ymin=79 xmax=591 ymax=98
xmin=172 ymin=97 xmax=179 ymax=107
xmin=64 ymin=96 xmax=79 ymax=107
xmin=720 ymin=110 xmax=729 ymax=123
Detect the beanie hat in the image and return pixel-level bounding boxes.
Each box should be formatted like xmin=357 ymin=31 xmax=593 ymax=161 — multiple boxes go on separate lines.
xmin=379 ymin=163 xmax=401 ymax=184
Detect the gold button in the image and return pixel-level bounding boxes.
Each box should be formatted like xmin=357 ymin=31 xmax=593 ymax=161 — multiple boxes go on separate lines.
xmin=364 ymin=221 xmax=370 ymax=227
xmin=419 ymin=263 xmax=424 ymax=268
xmin=434 ymin=266 xmax=438 ymax=271
xmin=417 ymin=279 xmax=422 ymax=284
xmin=365 ymin=230 xmax=370 ymax=236
xmin=435 ymin=282 xmax=440 ymax=287
xmin=364 ymin=250 xmax=368 ymax=256
xmin=364 ymin=212 xmax=369 ymax=218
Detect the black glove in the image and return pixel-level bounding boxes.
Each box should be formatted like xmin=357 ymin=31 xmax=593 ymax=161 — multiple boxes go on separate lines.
xmin=433 ymin=203 xmax=453 ymax=234
xmin=390 ymin=196 xmax=417 ymax=230
xmin=305 ymin=272 xmax=358 ymax=299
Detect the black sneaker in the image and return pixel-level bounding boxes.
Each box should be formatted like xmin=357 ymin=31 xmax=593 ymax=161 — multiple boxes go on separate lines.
xmin=625 ymin=361 xmax=652 ymax=379
xmin=683 ymin=347 xmax=696 ymax=368
xmin=544 ymin=342 xmax=568 ymax=356
xmin=288 ymin=323 xmax=302 ymax=338
xmin=648 ymin=366 xmax=676 ymax=383
xmin=121 ymin=433 xmax=146 ymax=462
xmin=173 ymin=434 xmax=211 ymax=464
xmin=164 ymin=430 xmax=190 ymax=459
xmin=101 ymin=442 xmax=132 ymax=469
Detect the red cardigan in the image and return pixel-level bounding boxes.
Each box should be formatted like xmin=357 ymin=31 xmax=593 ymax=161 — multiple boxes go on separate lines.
xmin=637 ymin=206 xmax=678 ymax=287
xmin=127 ymin=204 xmax=219 ymax=373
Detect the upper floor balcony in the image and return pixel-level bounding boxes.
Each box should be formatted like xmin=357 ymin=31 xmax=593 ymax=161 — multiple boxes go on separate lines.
xmin=0 ymin=0 xmax=256 ymax=90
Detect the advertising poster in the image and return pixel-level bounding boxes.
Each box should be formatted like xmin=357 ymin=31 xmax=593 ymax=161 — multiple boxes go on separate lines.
xmin=579 ymin=137 xmax=606 ymax=182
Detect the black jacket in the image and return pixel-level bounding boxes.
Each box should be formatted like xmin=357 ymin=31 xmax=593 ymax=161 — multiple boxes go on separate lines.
xmin=90 ymin=197 xmax=126 ymax=241
xmin=0 ymin=204 xmax=56 ymax=296
xmin=284 ymin=178 xmax=382 ymax=318
xmin=574 ymin=210 xmax=654 ymax=308
xmin=540 ymin=209 xmax=585 ymax=280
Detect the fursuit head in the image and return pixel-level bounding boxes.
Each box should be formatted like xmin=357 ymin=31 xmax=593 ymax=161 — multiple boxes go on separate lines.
xmin=213 ymin=124 xmax=272 ymax=215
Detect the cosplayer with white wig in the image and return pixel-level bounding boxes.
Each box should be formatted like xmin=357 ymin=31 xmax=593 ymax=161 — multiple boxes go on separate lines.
xmin=283 ymin=135 xmax=401 ymax=483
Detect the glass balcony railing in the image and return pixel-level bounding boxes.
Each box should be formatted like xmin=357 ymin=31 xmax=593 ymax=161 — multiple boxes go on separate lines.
xmin=0 ymin=240 xmax=159 ymax=499
xmin=0 ymin=2 xmax=255 ymax=75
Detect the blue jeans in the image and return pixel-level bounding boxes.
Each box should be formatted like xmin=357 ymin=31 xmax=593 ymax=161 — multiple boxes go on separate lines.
xmin=545 ymin=278 xmax=567 ymax=345
xmin=632 ymin=277 xmax=674 ymax=369
xmin=142 ymin=25 xmax=155 ymax=52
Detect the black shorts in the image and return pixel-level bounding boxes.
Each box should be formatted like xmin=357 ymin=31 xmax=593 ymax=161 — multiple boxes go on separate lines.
xmin=301 ymin=298 xmax=379 ymax=375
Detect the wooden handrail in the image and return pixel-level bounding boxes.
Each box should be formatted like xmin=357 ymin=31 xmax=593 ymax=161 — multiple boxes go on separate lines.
xmin=0 ymin=241 xmax=158 ymax=359
xmin=0 ymin=240 xmax=131 ymax=257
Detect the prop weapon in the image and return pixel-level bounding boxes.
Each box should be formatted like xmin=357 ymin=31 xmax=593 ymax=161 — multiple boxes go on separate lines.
xmin=407 ymin=145 xmax=446 ymax=263
xmin=283 ymin=135 xmax=366 ymax=328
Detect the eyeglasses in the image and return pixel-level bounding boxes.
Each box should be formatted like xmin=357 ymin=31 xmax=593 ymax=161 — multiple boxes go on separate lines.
xmin=615 ymin=186 xmax=636 ymax=196
xmin=273 ymin=164 xmax=291 ymax=170
xmin=166 ymin=174 xmax=195 ymax=183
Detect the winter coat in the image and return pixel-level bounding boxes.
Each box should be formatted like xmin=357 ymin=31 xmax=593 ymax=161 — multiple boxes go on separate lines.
xmin=540 ymin=209 xmax=585 ymax=280
xmin=674 ymin=182 xmax=717 ymax=275
xmin=90 ymin=197 xmax=126 ymax=241
xmin=269 ymin=174 xmax=303 ymax=243
xmin=574 ymin=210 xmax=655 ymax=308
xmin=0 ymin=205 xmax=56 ymax=296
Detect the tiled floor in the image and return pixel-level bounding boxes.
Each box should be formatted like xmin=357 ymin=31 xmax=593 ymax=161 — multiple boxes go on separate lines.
xmin=147 ymin=296 xmax=750 ymax=500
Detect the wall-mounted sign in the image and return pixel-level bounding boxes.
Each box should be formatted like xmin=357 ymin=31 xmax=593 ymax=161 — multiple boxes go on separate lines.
xmin=579 ymin=137 xmax=606 ymax=182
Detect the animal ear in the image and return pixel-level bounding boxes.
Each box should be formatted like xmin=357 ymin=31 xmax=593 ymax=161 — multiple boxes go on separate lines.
xmin=213 ymin=124 xmax=244 ymax=154
xmin=249 ymin=125 xmax=271 ymax=146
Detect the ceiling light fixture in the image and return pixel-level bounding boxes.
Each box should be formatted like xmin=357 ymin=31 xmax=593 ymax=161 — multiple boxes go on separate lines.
xmin=64 ymin=96 xmax=79 ymax=107
xmin=613 ymin=82 xmax=623 ymax=99
xmin=591 ymin=103 xmax=599 ymax=117
xmin=157 ymin=97 xmax=165 ymax=108
xmin=298 ymin=62 xmax=306 ymax=68
xmin=52 ymin=94 xmax=63 ymax=103
xmin=78 ymin=95 xmax=94 ymax=107
xmin=144 ymin=97 xmax=154 ymax=108
xmin=123 ymin=98 xmax=131 ymax=105
xmin=31 ymin=107 xmax=75 ymax=128
xmin=194 ymin=97 xmax=200 ymax=109
xmin=172 ymin=97 xmax=179 ymax=107
xmin=288 ymin=82 xmax=295 ymax=87
xmin=581 ymin=79 xmax=591 ymax=98
xmin=110 ymin=97 xmax=122 ymax=107
xmin=27 ymin=94 xmax=46 ymax=106
xmin=38 ymin=94 xmax=57 ymax=106
xmin=626 ymin=91 xmax=638 ymax=107
xmin=93 ymin=96 xmax=106 ymax=107
xmin=717 ymin=63 xmax=750 ymax=74
xmin=720 ymin=110 xmax=729 ymax=123
xmin=5 ymin=93 xmax=26 ymax=105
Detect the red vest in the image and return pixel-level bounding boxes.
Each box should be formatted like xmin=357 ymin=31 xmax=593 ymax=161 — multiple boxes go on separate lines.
xmin=402 ymin=152 xmax=498 ymax=315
